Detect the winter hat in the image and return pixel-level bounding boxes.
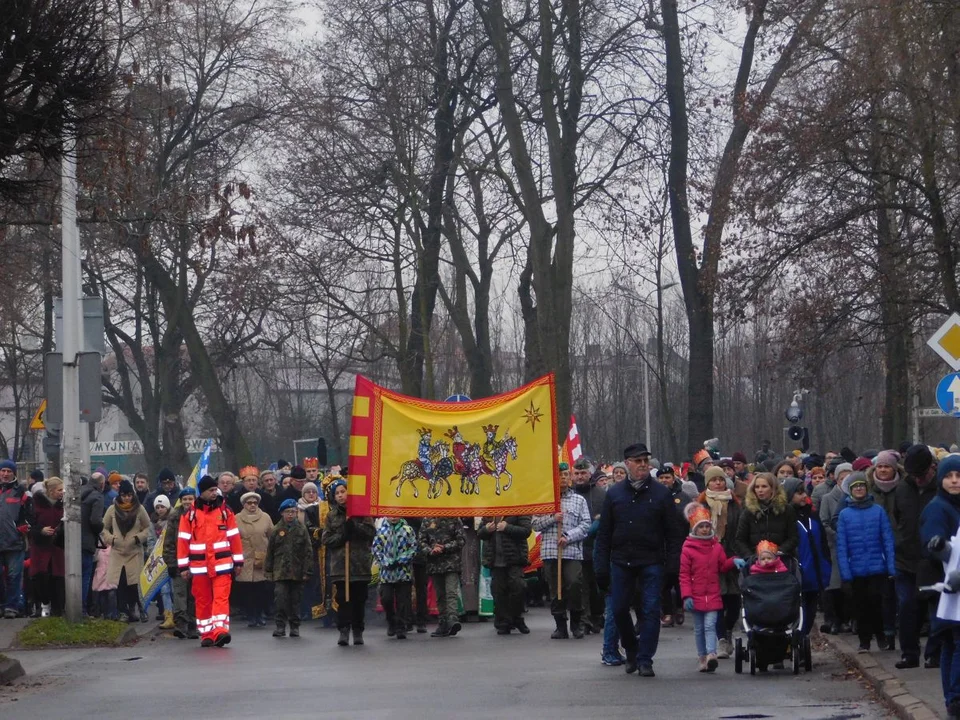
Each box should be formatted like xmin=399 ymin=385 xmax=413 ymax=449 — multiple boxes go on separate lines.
xmin=875 ymin=450 xmax=900 ymax=468
xmin=156 ymin=467 xmax=176 ymax=485
xmin=108 ymin=471 xmax=123 ymax=486
xmin=833 ymin=462 xmax=853 ymax=480
xmin=279 ymin=498 xmax=298 ymax=512
xmin=153 ymin=495 xmax=171 ymax=510
xmin=240 ymin=491 xmax=260 ymax=505
xmin=704 ymin=466 xmax=727 ymax=486
xmin=904 ymin=444 xmax=934 ymax=477
xmin=756 ymin=540 xmax=779 ymax=558
xmin=781 ymin=477 xmax=804 ymax=503
xmin=118 ymin=479 xmax=135 ymax=496
xmin=731 ymin=451 xmax=747 ymax=464
xmin=327 ymin=478 xmax=347 ymax=503
xmin=0 ymin=459 xmax=15 ymax=472
xmin=685 ymin=503 xmax=713 ymax=533
xmin=178 ymin=487 xmax=197 ymax=498
xmin=842 ymin=471 xmax=868 ymax=495
xmin=852 ymin=457 xmax=873 ymax=472
xmin=611 ymin=462 xmax=627 ymax=475
xmin=30 ymin=469 xmax=44 ymax=483
xmin=937 ymin=455 xmax=960 ymax=485
xmin=290 ymin=465 xmax=307 ymax=480
xmin=302 ymin=481 xmax=319 ymax=496
xmin=681 ymin=480 xmax=699 ymax=498
xmin=197 ymin=475 xmax=218 ymax=494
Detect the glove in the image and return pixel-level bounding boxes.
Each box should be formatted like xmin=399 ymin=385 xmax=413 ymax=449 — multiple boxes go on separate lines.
xmin=683 ymin=597 xmax=694 ymax=612
xmin=16 ymin=524 xmax=29 ymax=535
xmin=596 ymin=573 xmax=610 ymax=593
xmin=928 ymin=535 xmax=952 ymax=561
xmin=733 ymin=558 xmax=747 ymax=570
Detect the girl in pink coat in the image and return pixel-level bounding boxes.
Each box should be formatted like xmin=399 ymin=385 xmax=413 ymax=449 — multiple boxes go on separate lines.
xmin=679 ymin=505 xmax=745 ymax=672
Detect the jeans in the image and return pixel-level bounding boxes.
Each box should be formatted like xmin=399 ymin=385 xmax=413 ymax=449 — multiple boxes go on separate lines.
xmin=896 ymin=571 xmax=922 ymax=659
xmin=693 ymin=610 xmax=719 ymax=656
xmin=941 ymin=626 xmax=960 ymax=710
xmin=611 ymin=562 xmax=663 ymax=665
xmin=81 ymin=552 xmax=94 ymax=614
xmin=1 ymin=550 xmax=24 ymax=612
xmin=602 ymin=592 xmax=620 ymax=655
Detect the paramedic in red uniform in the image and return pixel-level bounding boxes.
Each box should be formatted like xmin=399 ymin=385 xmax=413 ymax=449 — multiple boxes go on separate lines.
xmin=176 ymin=475 xmax=243 ymax=647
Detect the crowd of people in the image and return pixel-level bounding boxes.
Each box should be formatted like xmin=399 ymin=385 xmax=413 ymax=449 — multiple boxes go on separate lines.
xmin=3 ymin=439 xmax=960 ymax=716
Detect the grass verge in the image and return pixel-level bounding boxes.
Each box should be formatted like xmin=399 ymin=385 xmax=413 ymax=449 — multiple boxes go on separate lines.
xmin=16 ymin=617 xmax=131 ymax=648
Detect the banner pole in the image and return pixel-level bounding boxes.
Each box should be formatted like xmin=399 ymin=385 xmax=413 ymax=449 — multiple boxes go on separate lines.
xmin=345 ymin=541 xmax=351 ymax=602
xmin=557 ymin=553 xmax=563 ymax=601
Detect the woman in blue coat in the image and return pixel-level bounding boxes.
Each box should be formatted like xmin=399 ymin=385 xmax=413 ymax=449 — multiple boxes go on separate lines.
xmin=836 ymin=471 xmax=895 ymax=654
xmin=783 ymin=479 xmax=831 ymax=637
xmin=920 ymin=454 xmax=960 ymax=719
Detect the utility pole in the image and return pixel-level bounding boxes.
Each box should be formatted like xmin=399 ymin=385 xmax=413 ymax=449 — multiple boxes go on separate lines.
xmin=60 ymin=140 xmax=85 ymax=623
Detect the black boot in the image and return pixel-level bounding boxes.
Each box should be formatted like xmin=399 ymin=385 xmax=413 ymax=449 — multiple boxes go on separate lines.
xmin=513 ymin=617 xmax=530 ymax=634
xmin=289 ymin=625 xmax=300 ymax=638
xmin=551 ymin=615 xmax=569 ymax=639
xmin=273 ymin=624 xmax=286 ymax=638
xmin=624 ymin=649 xmax=638 ymax=674
xmin=431 ymin=622 xmax=450 ymax=638
xmin=353 ymin=629 xmax=364 ymax=645
xmin=570 ymin=612 xmax=584 ymax=639
xmin=338 ymin=628 xmax=350 ymax=646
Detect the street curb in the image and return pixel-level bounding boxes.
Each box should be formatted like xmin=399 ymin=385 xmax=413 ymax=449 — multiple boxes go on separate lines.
xmin=0 ymin=656 xmax=25 ymax=684
xmin=820 ymin=631 xmax=942 ymax=720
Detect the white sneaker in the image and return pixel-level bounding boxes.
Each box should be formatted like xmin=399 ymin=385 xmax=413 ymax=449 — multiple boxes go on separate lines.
xmin=716 ymin=638 xmax=731 ymax=659
xmin=41 ymin=604 xmax=51 ymax=618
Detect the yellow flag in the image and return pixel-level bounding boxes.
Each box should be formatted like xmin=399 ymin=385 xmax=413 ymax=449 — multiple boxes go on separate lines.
xmin=347 ymin=375 xmax=559 ymax=517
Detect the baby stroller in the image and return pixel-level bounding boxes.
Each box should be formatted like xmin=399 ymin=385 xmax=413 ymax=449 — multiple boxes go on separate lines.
xmin=733 ymin=555 xmax=812 ymax=675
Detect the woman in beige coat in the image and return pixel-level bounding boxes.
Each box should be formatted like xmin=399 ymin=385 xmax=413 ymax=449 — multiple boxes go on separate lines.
xmin=236 ymin=491 xmax=274 ymax=627
xmin=101 ymin=479 xmax=151 ymax=622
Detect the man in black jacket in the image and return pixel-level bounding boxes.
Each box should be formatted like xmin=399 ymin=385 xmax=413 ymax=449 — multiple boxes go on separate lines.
xmin=595 ymin=443 xmax=686 ymax=677
xmin=80 ymin=473 xmax=105 ymax=615
xmin=893 ymin=444 xmax=940 ymax=669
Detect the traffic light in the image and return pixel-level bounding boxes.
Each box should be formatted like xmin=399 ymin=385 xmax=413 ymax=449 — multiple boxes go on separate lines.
xmin=317 ymin=437 xmax=328 ymax=466
xmin=785 ymin=425 xmax=810 ymax=452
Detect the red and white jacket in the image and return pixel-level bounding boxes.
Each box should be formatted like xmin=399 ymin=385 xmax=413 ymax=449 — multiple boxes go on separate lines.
xmin=176 ymin=497 xmax=243 ymax=577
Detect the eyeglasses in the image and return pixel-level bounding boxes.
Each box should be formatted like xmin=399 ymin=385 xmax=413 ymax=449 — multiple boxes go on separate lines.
xmin=244 ymin=500 xmax=259 ymax=505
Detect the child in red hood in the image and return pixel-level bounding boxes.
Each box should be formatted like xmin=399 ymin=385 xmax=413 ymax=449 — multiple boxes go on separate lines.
xmin=750 ymin=540 xmax=788 ymax=574
xmin=679 ymin=505 xmax=745 ymax=673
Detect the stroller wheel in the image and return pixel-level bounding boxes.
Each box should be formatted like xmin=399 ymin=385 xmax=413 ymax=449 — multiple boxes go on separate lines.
xmin=735 ymin=638 xmax=744 ymax=674
xmin=803 ymin=636 xmax=813 ymax=671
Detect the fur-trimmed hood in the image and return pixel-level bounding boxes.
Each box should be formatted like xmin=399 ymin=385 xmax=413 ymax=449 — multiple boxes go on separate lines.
xmin=744 ymin=479 xmax=787 ymax=515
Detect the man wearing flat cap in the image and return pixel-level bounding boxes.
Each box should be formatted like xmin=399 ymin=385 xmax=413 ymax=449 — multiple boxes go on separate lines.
xmin=594 ymin=443 xmax=686 ymax=678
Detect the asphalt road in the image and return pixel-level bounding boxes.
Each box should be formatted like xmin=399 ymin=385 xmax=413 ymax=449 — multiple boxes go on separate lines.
xmin=5 ymin=609 xmax=889 ymax=719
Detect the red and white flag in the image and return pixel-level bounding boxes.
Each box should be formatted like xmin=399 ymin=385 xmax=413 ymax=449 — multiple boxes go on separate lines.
xmin=563 ymin=415 xmax=582 ymax=464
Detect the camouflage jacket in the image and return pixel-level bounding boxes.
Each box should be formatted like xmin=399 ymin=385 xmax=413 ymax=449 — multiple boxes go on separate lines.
xmin=417 ymin=517 xmax=465 ymax=574
xmin=321 ymin=502 xmax=375 ymax=582
xmin=264 ymin=519 xmax=313 ymax=582
xmin=161 ymin=505 xmax=185 ymax=574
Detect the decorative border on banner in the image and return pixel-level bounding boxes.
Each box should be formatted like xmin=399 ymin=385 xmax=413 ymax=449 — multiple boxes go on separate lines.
xmin=366 ymin=502 xmax=558 ymax=519
xmin=347 ymin=373 xmax=559 ymax=518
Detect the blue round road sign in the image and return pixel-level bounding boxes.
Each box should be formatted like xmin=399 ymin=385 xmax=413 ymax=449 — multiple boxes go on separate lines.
xmin=445 ymin=394 xmax=471 ymax=403
xmin=936 ymin=373 xmax=960 ymax=417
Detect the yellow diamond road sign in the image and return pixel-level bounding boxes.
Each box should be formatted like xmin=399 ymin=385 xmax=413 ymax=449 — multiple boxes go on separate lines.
xmin=928 ymin=314 xmax=960 ymax=371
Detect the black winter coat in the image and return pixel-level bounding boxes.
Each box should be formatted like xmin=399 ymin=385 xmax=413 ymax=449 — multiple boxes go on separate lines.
xmin=595 ymin=478 xmax=686 ymax=572
xmin=477 ymin=516 xmax=532 ymax=568
xmin=735 ymin=489 xmax=799 ymax=558
xmin=893 ymin=475 xmax=937 ymax=576
xmin=80 ymin=483 xmax=104 ymax=555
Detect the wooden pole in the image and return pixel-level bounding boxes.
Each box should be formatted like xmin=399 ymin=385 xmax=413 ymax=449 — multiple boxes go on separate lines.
xmin=345 ymin=541 xmax=351 ymax=602
xmin=557 ymin=552 xmax=563 ymax=601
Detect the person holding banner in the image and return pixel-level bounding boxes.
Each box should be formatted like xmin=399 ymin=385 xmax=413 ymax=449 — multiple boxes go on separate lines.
xmin=176 ymin=476 xmax=244 ymax=647
xmin=477 ymin=515 xmax=532 ymax=635
xmin=595 ymin=443 xmax=686 ymax=677
xmin=163 ymin=487 xmax=198 ymax=639
xmin=533 ymin=463 xmax=591 ymax=640
xmin=322 ymin=478 xmax=376 ymax=646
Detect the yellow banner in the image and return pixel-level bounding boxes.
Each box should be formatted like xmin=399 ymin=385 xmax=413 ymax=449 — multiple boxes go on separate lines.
xmin=347 ymin=375 xmax=559 ymax=517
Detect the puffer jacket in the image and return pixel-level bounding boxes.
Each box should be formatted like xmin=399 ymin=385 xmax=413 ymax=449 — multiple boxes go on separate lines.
xmin=321 ymin=502 xmax=375 ymax=582
xmin=735 ymin=485 xmax=798 ymax=558
xmin=836 ymin=495 xmax=895 ymax=582
xmin=679 ymin=535 xmax=735 ymax=612
xmin=417 ymin=517 xmax=465 ymax=574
